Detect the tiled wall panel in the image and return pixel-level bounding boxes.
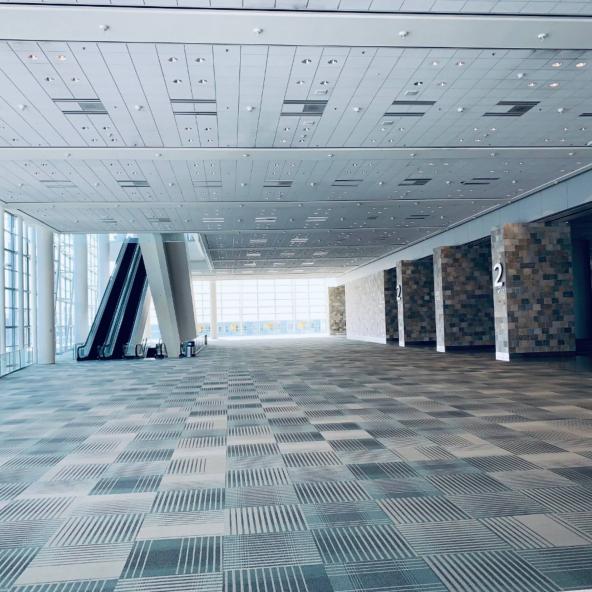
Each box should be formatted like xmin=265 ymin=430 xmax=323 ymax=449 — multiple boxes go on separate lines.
xmin=398 ymin=258 xmax=436 ymax=346
xmin=328 ymin=285 xmax=346 ymax=335
xmin=434 ymin=241 xmax=495 ymax=351
xmin=492 ymin=223 xmax=576 ymax=360
xmin=345 ymin=272 xmax=387 ymax=344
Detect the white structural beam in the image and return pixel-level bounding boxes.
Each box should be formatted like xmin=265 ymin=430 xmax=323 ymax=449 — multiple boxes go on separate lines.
xmin=73 ymin=234 xmax=89 ymax=345
xmin=0 ymin=146 xmax=589 ymax=163
xmin=139 ymin=234 xmax=181 ymax=356
xmin=1 ymin=7 xmax=592 ymax=49
xmin=36 ymin=225 xmax=55 ymax=364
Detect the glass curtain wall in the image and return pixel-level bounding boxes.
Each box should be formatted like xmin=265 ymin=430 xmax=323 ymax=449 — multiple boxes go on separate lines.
xmin=54 ymin=233 xmax=74 ymax=354
xmin=192 ymin=280 xmax=211 ymax=335
xmin=2 ymin=212 xmax=35 ymax=375
xmin=88 ymin=234 xmax=99 ymax=322
xmin=196 ymin=278 xmax=329 ymax=337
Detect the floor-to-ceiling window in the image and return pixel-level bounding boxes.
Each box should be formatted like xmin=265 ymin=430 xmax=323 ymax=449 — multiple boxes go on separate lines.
xmin=54 ymin=233 xmax=74 ymax=354
xmin=3 ymin=212 xmax=18 ymax=356
xmin=212 ymin=278 xmax=329 ymax=337
xmin=22 ymin=221 xmax=33 ymax=364
xmin=87 ymin=234 xmax=99 ymax=322
xmin=192 ymin=280 xmax=211 ymax=335
xmin=1 ymin=212 xmax=36 ymax=376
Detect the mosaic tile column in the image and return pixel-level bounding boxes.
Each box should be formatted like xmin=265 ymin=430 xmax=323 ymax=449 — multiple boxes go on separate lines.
xmin=397 ymin=258 xmax=436 ymax=347
xmin=328 ymin=285 xmax=346 ymax=335
xmin=434 ymin=241 xmax=495 ymax=352
xmin=491 ymin=223 xmax=576 ymax=361
xmin=383 ymin=268 xmax=399 ymax=341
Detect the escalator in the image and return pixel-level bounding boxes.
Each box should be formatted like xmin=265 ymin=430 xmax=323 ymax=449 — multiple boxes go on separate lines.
xmin=77 ymin=239 xmax=148 ymax=361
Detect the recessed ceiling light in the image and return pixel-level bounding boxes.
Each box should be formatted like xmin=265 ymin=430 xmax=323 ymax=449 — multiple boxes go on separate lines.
xmin=28 ymin=54 xmax=38 ymax=60
xmin=44 ymin=76 xmax=54 ymax=82
xmin=576 ymin=62 xmax=587 ymax=68
xmin=195 ymin=57 xmax=206 ymax=63
xmin=552 ymin=62 xmax=562 ymax=68
xmin=538 ymin=32 xmax=548 ymax=39
xmin=328 ymin=59 xmax=338 ymax=64
xmin=432 ymin=60 xmax=439 ymax=66
xmin=549 ymin=82 xmax=560 ymax=88
xmin=252 ymin=27 xmax=263 ymax=34
xmin=457 ymin=106 xmax=465 ymax=113
xmin=456 ymin=60 xmax=465 ymax=67
xmin=438 ymin=81 xmax=447 ymax=87
xmin=98 ymin=24 xmax=110 ymax=31
xmin=296 ymin=80 xmax=305 ymax=85
xmin=319 ymin=80 xmax=330 ymax=86
xmin=517 ymin=72 xmax=525 ymax=79
xmin=134 ymin=104 xmax=143 ymax=111
xmin=172 ymin=79 xmax=182 ymax=84
xmin=301 ymin=58 xmax=312 ymax=64
xmin=399 ymin=30 xmax=409 ymax=38
xmin=168 ymin=57 xmax=178 ymax=63
xmin=57 ymin=54 xmax=67 ymax=61
xmin=527 ymin=81 xmax=537 ymax=87
xmin=198 ymin=79 xmax=208 ymax=84
xmin=245 ymin=105 xmax=255 ymax=111
xmin=353 ymin=106 xmax=362 ymax=112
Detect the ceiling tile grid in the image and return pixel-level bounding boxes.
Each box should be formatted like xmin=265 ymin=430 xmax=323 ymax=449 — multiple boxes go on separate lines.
xmin=2 ymin=43 xmax=592 ymax=150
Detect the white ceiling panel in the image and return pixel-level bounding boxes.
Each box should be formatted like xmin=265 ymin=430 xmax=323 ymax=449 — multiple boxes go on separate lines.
xmin=1 ymin=0 xmax=592 ymax=15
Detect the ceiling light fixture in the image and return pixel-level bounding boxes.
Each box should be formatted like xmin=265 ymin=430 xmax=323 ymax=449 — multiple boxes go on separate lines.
xmin=576 ymin=62 xmax=587 ymax=68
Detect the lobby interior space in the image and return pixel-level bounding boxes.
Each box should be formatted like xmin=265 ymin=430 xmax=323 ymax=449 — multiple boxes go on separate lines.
xmin=2 ymin=2 xmax=592 ymax=591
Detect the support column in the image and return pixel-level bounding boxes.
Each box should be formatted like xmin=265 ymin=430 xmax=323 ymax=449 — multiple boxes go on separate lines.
xmin=397 ymin=257 xmax=436 ymax=347
xmin=73 ymin=235 xmax=89 ymax=344
xmin=384 ymin=268 xmax=399 ymax=342
xmin=492 ymin=223 xmax=576 ymax=361
xmin=572 ymin=238 xmax=592 ymax=351
xmin=328 ymin=285 xmax=346 ymax=335
xmin=36 ymin=226 xmax=55 ymax=365
xmin=97 ymin=233 xmax=110 ymax=299
xmin=138 ymin=234 xmax=181 ymax=354
xmin=434 ymin=240 xmax=494 ymax=352
xmin=210 ymin=280 xmax=218 ymax=339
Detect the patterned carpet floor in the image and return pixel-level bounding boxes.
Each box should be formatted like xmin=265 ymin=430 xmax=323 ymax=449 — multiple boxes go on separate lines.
xmin=2 ymin=337 xmax=592 ymax=591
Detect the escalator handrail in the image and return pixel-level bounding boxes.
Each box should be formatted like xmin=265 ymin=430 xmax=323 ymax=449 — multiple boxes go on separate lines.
xmin=77 ymin=239 xmax=136 ymax=360
xmin=101 ymin=245 xmax=143 ymax=358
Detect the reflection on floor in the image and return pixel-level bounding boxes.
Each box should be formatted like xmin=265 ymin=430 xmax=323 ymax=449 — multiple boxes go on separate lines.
xmin=1 ymin=338 xmax=592 ymax=591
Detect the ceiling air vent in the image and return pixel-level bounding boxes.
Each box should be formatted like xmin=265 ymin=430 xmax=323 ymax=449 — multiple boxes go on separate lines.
xmin=100 ymin=217 xmax=117 ymax=225
xmin=332 ymin=179 xmax=363 ymax=187
xmin=146 ymin=217 xmax=172 ymax=224
xmin=483 ymin=101 xmax=539 ymax=117
xmin=118 ymin=180 xmax=150 ymax=188
xmin=281 ymin=100 xmax=327 ymax=117
xmin=399 ymin=178 xmax=431 ymax=186
xmin=306 ymin=216 xmax=328 ymax=222
xmin=461 ymin=177 xmax=499 ymax=185
xmin=406 ymin=214 xmax=429 ymax=220
xmin=255 ymin=216 xmax=277 ymax=223
xmin=384 ymin=100 xmax=436 ymax=117
xmin=39 ymin=179 xmax=76 ymax=189
xmin=170 ymin=99 xmax=217 ymax=116
xmin=54 ymin=98 xmax=108 ymax=115
xmin=263 ymin=180 xmax=293 ymax=188
xmin=193 ymin=180 xmax=222 ymax=188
